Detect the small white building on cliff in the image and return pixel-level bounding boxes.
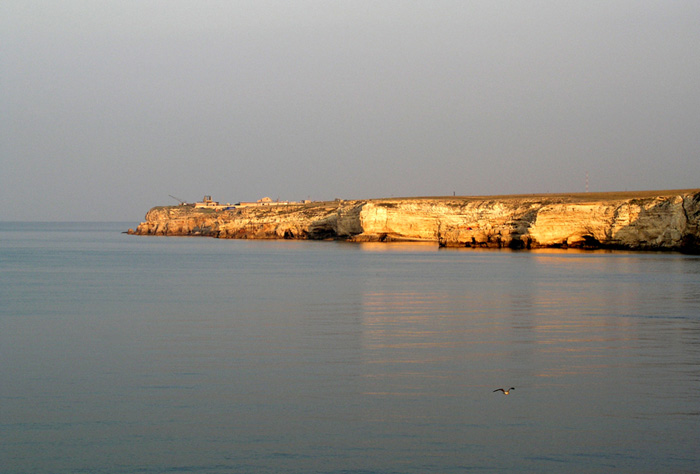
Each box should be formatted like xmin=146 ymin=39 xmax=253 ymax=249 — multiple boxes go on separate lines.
xmin=194 ymin=195 xmax=232 ymax=210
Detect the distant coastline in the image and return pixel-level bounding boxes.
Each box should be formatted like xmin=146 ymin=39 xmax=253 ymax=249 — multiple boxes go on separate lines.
xmin=129 ymin=189 xmax=700 ymax=253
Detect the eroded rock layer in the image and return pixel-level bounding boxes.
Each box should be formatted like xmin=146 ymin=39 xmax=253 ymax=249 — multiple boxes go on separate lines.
xmin=129 ymin=190 xmax=700 ymax=252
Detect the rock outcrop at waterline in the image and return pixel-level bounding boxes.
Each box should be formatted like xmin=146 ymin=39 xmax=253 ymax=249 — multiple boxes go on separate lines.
xmin=129 ymin=190 xmax=700 ymax=252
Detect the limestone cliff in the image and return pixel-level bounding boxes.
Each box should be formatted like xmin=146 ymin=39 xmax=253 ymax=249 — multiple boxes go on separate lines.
xmin=129 ymin=190 xmax=700 ymax=252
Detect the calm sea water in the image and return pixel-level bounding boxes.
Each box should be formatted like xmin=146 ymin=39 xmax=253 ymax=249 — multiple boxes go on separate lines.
xmin=1 ymin=222 xmax=699 ymax=473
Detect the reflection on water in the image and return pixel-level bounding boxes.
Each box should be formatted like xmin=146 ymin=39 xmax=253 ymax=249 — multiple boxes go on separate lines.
xmin=1 ymin=224 xmax=699 ymax=473
xmin=354 ymin=241 xmax=440 ymax=253
xmin=353 ymin=250 xmax=700 ymax=472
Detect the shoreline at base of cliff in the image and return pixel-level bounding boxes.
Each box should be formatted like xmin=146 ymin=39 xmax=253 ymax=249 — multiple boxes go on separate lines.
xmin=128 ymin=189 xmax=700 ymax=253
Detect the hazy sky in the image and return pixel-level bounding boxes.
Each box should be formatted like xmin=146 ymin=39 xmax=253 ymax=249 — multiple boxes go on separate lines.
xmin=2 ymin=1 xmax=699 ymax=221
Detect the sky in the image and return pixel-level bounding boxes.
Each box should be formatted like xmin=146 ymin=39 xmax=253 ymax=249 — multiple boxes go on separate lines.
xmin=2 ymin=1 xmax=699 ymax=222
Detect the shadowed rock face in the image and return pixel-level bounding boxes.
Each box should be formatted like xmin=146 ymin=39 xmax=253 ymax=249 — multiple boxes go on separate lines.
xmin=130 ymin=190 xmax=700 ymax=252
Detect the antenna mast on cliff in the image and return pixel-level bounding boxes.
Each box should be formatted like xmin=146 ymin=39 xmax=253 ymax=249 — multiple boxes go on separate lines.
xmin=169 ymin=194 xmax=187 ymax=205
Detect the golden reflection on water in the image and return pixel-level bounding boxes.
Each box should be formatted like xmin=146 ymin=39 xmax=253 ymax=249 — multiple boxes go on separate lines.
xmin=353 ymin=241 xmax=439 ymax=252
xmin=359 ymin=291 xmax=460 ymax=396
xmin=347 ymin=248 xmax=700 ymax=443
xmin=357 ymin=273 xmax=669 ymax=386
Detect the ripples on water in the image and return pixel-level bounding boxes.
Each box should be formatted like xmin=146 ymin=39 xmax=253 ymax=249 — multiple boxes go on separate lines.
xmin=1 ymin=223 xmax=699 ymax=473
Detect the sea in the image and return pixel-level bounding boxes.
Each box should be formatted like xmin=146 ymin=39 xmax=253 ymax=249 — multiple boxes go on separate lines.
xmin=1 ymin=222 xmax=699 ymax=473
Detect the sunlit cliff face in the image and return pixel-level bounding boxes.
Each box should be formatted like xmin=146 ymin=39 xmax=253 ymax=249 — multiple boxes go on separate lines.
xmin=131 ymin=191 xmax=700 ymax=252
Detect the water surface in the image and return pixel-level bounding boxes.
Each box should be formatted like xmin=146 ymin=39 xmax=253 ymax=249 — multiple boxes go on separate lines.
xmin=1 ymin=222 xmax=699 ymax=473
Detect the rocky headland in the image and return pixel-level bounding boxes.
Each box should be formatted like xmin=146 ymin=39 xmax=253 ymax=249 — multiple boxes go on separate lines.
xmin=129 ymin=190 xmax=700 ymax=252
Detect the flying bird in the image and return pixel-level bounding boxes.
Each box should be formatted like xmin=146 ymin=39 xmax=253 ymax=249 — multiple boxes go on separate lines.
xmin=493 ymin=387 xmax=515 ymax=395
